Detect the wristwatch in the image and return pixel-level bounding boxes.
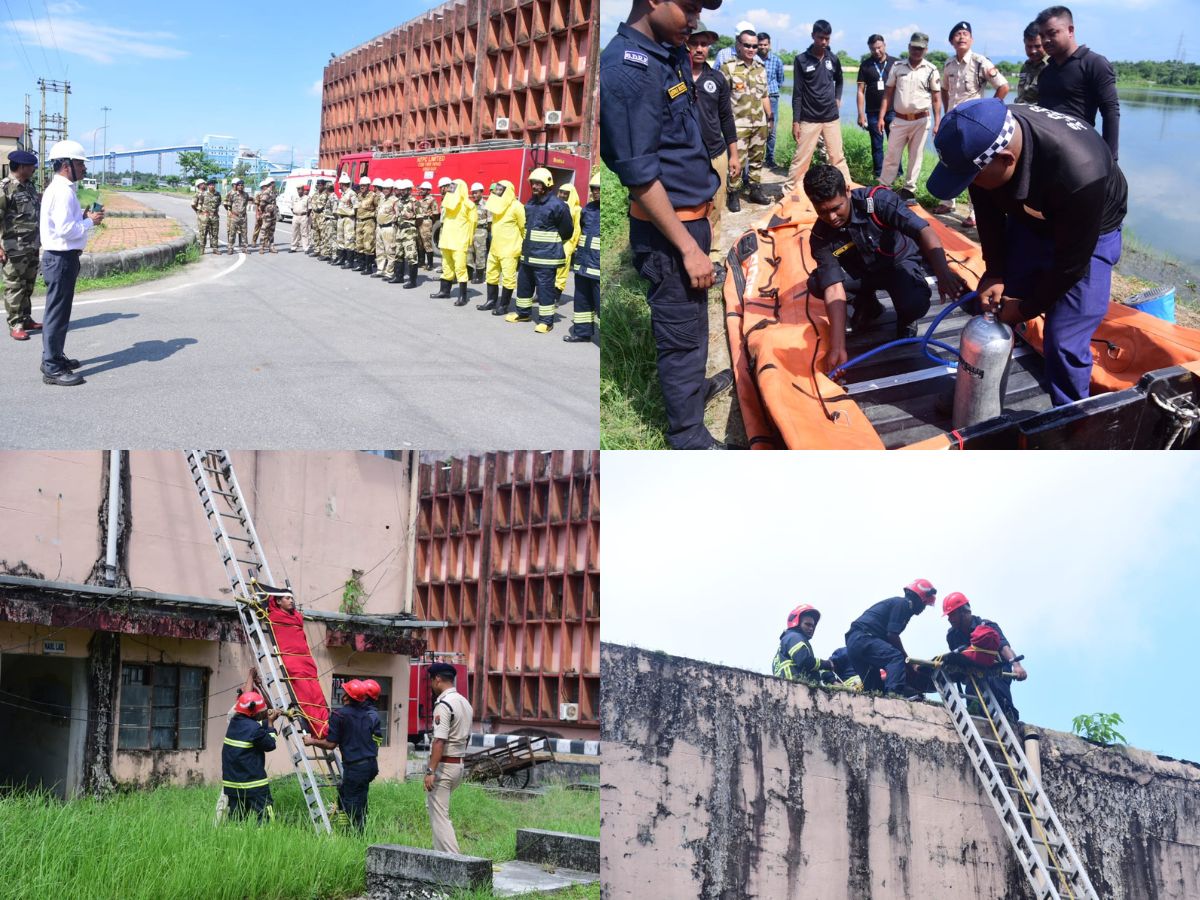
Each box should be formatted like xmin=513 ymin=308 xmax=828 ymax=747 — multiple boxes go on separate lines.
xmin=424 ymin=767 xmax=434 ymax=775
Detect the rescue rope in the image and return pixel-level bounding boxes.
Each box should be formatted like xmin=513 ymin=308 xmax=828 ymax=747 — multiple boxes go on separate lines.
xmin=967 ymin=674 xmax=1077 ymax=899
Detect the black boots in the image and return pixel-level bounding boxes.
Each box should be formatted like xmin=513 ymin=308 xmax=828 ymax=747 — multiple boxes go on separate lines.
xmin=744 ymin=184 xmax=772 ymax=205
xmin=477 ymin=283 xmax=499 ymax=311
xmin=338 ymin=250 xmax=351 ymax=268
xmin=430 ymin=279 xmax=452 ymax=298
xmin=727 ymin=190 xmax=741 ymax=212
xmin=426 ymin=251 xmax=435 ymax=271
xmin=387 ymin=261 xmax=404 ymax=284
xmin=454 ymin=282 xmax=470 ymax=306
xmin=471 ymin=268 xmax=485 ymax=284
xmin=403 ymin=262 xmax=418 ymax=289
xmin=492 ymin=287 xmax=512 ymax=317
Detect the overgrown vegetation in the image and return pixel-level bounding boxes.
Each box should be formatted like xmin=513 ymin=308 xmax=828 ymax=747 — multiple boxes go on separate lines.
xmin=340 ymin=568 xmax=367 ymax=616
xmin=1071 ymin=712 xmax=1128 ymax=745
xmin=0 ymin=780 xmax=599 ymax=899
xmin=33 ymin=242 xmax=200 ymax=296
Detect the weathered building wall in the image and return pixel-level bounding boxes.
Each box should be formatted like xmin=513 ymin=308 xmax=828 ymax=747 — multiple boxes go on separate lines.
xmin=319 ymin=0 xmax=598 ymax=166
xmin=0 ymin=451 xmax=413 ymax=615
xmin=601 ymin=643 xmax=1200 ymax=900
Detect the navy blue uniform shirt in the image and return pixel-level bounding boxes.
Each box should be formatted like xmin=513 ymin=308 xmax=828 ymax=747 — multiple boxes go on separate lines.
xmin=222 ymin=714 xmax=276 ymax=789
xmin=946 ymin=615 xmax=1011 ymax=654
xmin=809 ymin=187 xmax=928 ymax=291
xmin=600 ymin=22 xmax=719 ymax=207
xmin=851 ymin=596 xmax=915 ymax=639
xmin=793 ymin=47 xmax=843 ymax=124
xmin=327 ymin=701 xmax=384 ymax=764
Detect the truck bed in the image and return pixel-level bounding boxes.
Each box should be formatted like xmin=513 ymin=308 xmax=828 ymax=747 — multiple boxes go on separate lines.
xmin=839 ymin=292 xmax=1055 ymax=448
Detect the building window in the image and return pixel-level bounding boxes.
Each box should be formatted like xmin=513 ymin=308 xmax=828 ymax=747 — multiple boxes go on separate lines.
xmin=118 ymin=664 xmax=207 ymax=751
xmin=332 ymin=675 xmax=391 ymax=746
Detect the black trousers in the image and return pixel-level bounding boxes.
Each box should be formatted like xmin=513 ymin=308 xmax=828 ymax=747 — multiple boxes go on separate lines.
xmin=807 ymin=255 xmax=932 ymax=334
xmin=339 ymin=757 xmax=379 ymax=831
xmin=225 ymin=786 xmax=274 ymax=823
xmin=41 ymin=249 xmax=81 ymax=373
xmin=629 ymin=217 xmax=713 ymax=449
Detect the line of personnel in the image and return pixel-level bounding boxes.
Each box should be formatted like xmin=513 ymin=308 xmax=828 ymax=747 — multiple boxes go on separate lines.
xmin=191 ymin=168 xmax=600 ymax=342
xmin=221 ymin=661 xmax=474 ymax=854
xmin=772 ymin=579 xmax=1027 ymax=727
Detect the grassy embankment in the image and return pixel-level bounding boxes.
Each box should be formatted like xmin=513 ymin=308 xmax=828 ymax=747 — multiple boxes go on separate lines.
xmin=0 ymin=780 xmax=599 ymax=900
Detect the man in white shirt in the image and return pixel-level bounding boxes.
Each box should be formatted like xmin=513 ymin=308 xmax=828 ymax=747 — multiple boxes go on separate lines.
xmin=39 ymin=139 xmax=104 ymax=386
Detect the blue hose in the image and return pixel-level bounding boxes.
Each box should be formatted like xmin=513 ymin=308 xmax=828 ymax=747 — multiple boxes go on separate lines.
xmin=828 ymin=291 xmax=979 ymax=379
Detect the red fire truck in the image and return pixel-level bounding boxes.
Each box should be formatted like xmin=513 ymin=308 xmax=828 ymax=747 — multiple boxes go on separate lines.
xmin=334 ymin=139 xmax=590 ymax=203
xmin=407 ymin=653 xmax=470 ymax=747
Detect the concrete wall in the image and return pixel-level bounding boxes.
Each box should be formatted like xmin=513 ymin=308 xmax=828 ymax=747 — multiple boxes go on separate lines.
xmin=0 ymin=451 xmax=412 ymax=615
xmin=601 ymin=643 xmax=1200 ymax=900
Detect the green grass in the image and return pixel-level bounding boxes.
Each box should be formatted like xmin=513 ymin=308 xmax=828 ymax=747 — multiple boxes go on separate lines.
xmin=1116 ymin=78 xmax=1200 ymax=94
xmin=0 ymin=780 xmax=599 ymax=900
xmin=33 ymin=241 xmax=200 ymax=296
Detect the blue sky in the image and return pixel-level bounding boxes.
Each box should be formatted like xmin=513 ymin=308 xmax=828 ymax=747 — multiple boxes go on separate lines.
xmin=601 ymin=0 xmax=1195 ymax=62
xmin=1 ymin=1 xmax=444 ymax=167
xmin=601 ymin=451 xmax=1200 ymax=762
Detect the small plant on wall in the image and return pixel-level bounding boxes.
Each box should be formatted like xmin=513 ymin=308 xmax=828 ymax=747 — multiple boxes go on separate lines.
xmin=1071 ymin=712 xmax=1128 ymax=746
xmin=340 ymin=569 xmax=366 ymax=617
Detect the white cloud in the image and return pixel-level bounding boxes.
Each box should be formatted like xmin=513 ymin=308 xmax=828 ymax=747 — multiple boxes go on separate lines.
xmin=47 ymin=0 xmax=85 ymax=13
xmin=743 ymin=9 xmax=792 ymax=32
xmin=5 ymin=15 xmax=187 ymax=64
xmin=309 ymin=78 xmax=323 ymax=98
xmin=265 ymin=144 xmax=291 ymax=162
xmin=886 ymin=23 xmax=923 ymax=45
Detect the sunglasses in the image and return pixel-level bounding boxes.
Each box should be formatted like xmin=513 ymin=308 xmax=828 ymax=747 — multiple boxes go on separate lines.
xmin=740 ymin=43 xmax=758 ymax=49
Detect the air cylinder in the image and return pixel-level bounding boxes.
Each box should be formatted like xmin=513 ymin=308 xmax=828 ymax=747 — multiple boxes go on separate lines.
xmin=952 ymin=312 xmax=1014 ymax=430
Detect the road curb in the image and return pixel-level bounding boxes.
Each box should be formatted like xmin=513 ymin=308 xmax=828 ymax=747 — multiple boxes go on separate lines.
xmin=70 ymin=233 xmax=195 ymax=280
xmin=102 ymin=210 xmax=167 ymax=219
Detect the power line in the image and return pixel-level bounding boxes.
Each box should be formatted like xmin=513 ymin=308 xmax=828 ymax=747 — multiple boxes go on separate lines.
xmin=23 ymin=0 xmax=52 ymax=76
xmin=2 ymin=0 xmax=37 ymax=78
xmin=38 ymin=0 xmax=64 ymax=77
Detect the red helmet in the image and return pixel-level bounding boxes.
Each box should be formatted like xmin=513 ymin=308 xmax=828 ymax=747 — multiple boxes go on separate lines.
xmin=235 ymin=691 xmax=267 ymax=717
xmin=904 ymin=579 xmax=937 ymax=605
xmin=360 ymin=678 xmax=381 ymax=701
xmin=787 ymin=604 xmax=821 ymax=629
xmin=942 ymin=591 xmax=970 ymax=617
xmin=341 ymin=679 xmax=366 ymax=702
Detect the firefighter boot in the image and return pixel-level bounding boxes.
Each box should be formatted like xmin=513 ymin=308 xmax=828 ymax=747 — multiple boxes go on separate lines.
xmin=454 ymin=281 xmax=470 ymax=307
xmin=477 ymin=283 xmax=499 ymax=311
xmin=430 ymin=279 xmax=452 ymax=299
xmin=493 ymin=287 xmax=513 ymax=317
xmin=403 ymin=262 xmax=418 ymax=289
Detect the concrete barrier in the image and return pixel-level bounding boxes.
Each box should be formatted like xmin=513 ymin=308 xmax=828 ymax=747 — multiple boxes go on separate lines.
xmin=366 ymin=844 xmax=492 ymax=897
xmin=74 ymin=235 xmax=194 ymax=280
xmin=515 ymin=828 xmax=600 ymax=873
xmin=103 ymin=211 xmax=167 ymax=219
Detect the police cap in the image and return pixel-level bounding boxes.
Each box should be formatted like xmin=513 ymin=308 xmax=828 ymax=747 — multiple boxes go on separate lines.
xmin=8 ymin=150 xmax=37 ymax=166
xmin=427 ymin=662 xmax=457 ymax=681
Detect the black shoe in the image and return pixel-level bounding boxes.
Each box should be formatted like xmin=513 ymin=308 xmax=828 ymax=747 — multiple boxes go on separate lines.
xmin=562 ymin=330 xmax=593 ymax=343
xmin=849 ymin=295 xmax=885 ymax=332
xmin=744 ymin=185 xmax=772 ymax=205
xmin=493 ymin=287 xmax=513 ymax=316
xmin=704 ymin=368 xmax=734 ymax=406
xmin=54 ymin=356 xmax=81 ymax=370
xmin=430 ymin=279 xmax=452 ymax=298
xmin=403 ymin=265 xmax=418 ymax=289
xmin=896 ymin=321 xmax=919 ymax=339
xmin=387 ymin=262 xmax=404 ymax=284
xmin=42 ymin=369 xmax=84 ymax=386
xmin=704 ymin=439 xmax=728 ymax=450
xmin=726 ymin=191 xmax=741 ymax=212
xmin=454 ymin=282 xmax=470 ymax=306
xmin=478 ymin=283 xmax=499 ymax=311
xmin=339 ymin=251 xmax=351 ymax=268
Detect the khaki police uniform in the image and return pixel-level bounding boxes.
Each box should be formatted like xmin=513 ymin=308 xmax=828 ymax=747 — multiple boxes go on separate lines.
xmin=426 ymin=686 xmax=473 ymax=854
xmin=941 ymin=51 xmax=1008 ymax=217
xmin=880 ymin=56 xmax=941 ymax=193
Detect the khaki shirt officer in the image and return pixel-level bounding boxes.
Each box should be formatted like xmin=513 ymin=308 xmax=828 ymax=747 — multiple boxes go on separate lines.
xmin=423 ymin=662 xmax=474 ymax=854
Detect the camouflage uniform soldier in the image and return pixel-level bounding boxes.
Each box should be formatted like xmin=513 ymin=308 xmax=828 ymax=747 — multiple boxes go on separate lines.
xmin=0 ymin=149 xmax=42 ymax=341
xmin=720 ymin=32 xmax=772 ymax=205
xmin=355 ymin=177 xmax=380 ymax=275
xmin=416 ymin=182 xmax=439 ymax=270
xmin=255 ymin=178 xmax=278 ymax=253
xmin=467 ymin=182 xmax=490 ymax=283
xmin=191 ymin=179 xmax=212 ymax=252
xmin=201 ymin=178 xmax=222 ymax=253
xmin=308 ymin=180 xmax=327 ymax=257
xmin=336 ymin=173 xmax=357 ymax=267
xmin=374 ymin=179 xmax=399 ymax=279
xmin=394 ymin=180 xmax=421 ymax=289
xmin=321 ymin=182 xmax=339 ymax=262
xmin=224 ymin=178 xmax=252 ymax=253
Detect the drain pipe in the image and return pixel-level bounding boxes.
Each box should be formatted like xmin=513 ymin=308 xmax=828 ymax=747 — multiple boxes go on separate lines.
xmin=103 ymin=450 xmax=123 ymax=586
xmin=402 ymin=449 xmax=419 ymax=615
xmin=1024 ymin=729 xmax=1042 ymax=782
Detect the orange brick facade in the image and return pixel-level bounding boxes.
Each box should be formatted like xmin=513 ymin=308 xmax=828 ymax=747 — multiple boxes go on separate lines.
xmin=413 ymin=450 xmax=599 ymax=741
xmin=320 ymin=0 xmax=598 ymax=168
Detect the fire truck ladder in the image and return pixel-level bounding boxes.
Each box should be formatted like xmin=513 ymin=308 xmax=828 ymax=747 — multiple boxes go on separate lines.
xmin=932 ymin=667 xmax=1098 ymax=900
xmin=185 ymin=450 xmax=341 ymax=835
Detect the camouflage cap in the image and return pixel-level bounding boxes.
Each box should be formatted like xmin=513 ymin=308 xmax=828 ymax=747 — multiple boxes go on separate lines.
xmin=690 ymin=21 xmax=718 ymax=42
xmin=909 ymin=32 xmax=930 ymax=48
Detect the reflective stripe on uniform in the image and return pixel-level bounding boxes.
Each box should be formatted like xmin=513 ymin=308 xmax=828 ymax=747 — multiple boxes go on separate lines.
xmin=372 ymin=736 xmax=383 ymax=746
xmin=523 ymin=256 xmax=565 ymax=266
xmin=223 ymin=738 xmax=255 ymax=749
xmin=514 ymin=296 xmax=534 ymax=310
xmin=581 ymin=266 xmax=600 ymax=277
xmin=538 ymin=304 xmax=556 ymax=317
xmin=529 ymin=229 xmax=561 ymax=242
xmin=222 ymin=777 xmax=269 ymax=789
xmin=573 ymin=311 xmax=594 ymax=323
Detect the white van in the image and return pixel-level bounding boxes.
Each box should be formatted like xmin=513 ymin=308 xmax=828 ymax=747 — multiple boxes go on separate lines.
xmin=276 ymin=168 xmax=337 ymax=222
xmin=81 ymin=178 xmax=98 ymax=190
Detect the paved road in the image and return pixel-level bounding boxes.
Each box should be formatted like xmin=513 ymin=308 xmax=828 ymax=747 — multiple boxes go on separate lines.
xmin=4 ymin=192 xmax=598 ymax=449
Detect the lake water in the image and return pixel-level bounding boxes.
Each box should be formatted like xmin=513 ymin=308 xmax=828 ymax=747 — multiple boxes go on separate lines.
xmin=781 ymin=84 xmax=1200 ymax=268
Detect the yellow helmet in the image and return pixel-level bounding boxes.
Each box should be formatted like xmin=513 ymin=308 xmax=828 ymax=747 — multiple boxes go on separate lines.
xmin=528 ymin=167 xmax=553 ymax=187
xmin=589 ymin=171 xmax=600 ymax=188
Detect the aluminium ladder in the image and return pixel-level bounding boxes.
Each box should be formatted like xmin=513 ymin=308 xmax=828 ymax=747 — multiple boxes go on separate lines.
xmin=186 ymin=450 xmax=342 ymax=834
xmin=932 ymin=667 xmax=1098 ymax=900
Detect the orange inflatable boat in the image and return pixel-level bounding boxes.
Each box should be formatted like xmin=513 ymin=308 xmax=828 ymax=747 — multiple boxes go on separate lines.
xmin=722 ymin=189 xmax=1200 ymax=449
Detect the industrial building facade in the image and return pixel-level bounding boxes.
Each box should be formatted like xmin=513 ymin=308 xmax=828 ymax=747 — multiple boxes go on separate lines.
xmin=319 ymin=0 xmax=598 ymax=167
xmin=413 ymin=450 xmax=599 ymax=741
xmin=0 ymin=451 xmax=426 ymax=797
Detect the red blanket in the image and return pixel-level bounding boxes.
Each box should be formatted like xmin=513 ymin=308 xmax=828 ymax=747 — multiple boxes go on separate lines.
xmin=265 ymin=597 xmax=330 ymax=738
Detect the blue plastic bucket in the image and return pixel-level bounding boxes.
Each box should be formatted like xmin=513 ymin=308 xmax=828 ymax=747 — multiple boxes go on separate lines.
xmin=1125 ymin=285 xmax=1176 ymax=323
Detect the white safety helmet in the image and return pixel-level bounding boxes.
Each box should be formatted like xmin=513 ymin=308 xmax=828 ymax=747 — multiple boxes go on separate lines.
xmin=194 ymin=178 xmax=206 ymax=187
xmin=470 ymin=182 xmax=484 ymax=192
xmin=47 ymin=139 xmax=87 ymax=161
xmin=400 ymin=179 xmax=414 ymax=190
xmin=259 ymin=177 xmax=273 ymax=188
xmin=371 ymin=177 xmax=384 ymax=187
xmin=436 ymin=176 xmax=452 ymax=188
xmin=358 ymin=176 xmax=371 ymax=186
xmin=338 ymin=172 xmax=352 ymax=184
xmin=419 ymin=181 xmax=432 ymax=190
xmin=232 ymin=177 xmax=243 ymax=185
